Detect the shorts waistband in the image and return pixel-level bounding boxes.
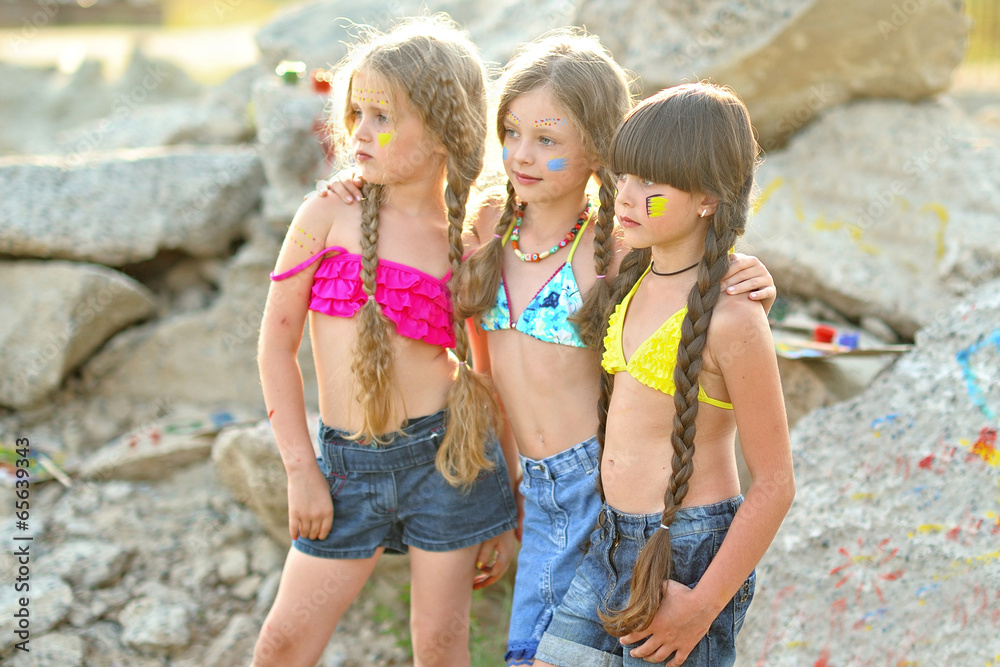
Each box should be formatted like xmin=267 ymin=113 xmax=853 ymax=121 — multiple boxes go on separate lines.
xmin=520 ymin=435 xmax=599 ymax=482
xmin=601 ymin=495 xmax=743 ymax=540
xmin=317 ymin=409 xmax=448 ymax=473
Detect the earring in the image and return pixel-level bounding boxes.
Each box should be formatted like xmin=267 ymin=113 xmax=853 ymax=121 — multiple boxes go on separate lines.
xmin=700 ymin=209 xmax=708 ymax=218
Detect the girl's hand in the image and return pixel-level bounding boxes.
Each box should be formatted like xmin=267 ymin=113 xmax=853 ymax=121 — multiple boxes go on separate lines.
xmin=472 ymin=530 xmax=516 ymax=590
xmin=619 ymin=580 xmax=715 ymax=666
xmin=722 ymin=252 xmax=776 ymax=314
xmin=285 ymin=465 xmax=334 ymax=542
xmin=306 ymin=170 xmax=366 ymax=203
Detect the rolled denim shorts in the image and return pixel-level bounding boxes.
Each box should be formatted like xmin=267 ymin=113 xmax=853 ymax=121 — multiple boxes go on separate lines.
xmin=293 ymin=409 xmax=518 ymax=559
xmin=535 ymin=496 xmax=754 ymax=667
xmin=506 ymin=436 xmax=602 ymax=666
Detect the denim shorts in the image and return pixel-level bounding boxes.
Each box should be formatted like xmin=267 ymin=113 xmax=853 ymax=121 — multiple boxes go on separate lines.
xmin=506 ymin=436 xmax=602 ymax=666
xmin=293 ymin=410 xmax=518 ymax=559
xmin=535 ymin=496 xmax=754 ymax=667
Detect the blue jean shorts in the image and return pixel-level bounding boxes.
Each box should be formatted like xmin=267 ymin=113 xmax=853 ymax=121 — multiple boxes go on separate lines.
xmin=293 ymin=410 xmax=518 ymax=559
xmin=535 ymin=496 xmax=754 ymax=667
xmin=506 ymin=436 xmax=602 ymax=666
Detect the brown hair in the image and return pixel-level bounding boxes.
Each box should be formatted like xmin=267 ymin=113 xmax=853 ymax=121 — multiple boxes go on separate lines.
xmin=333 ymin=16 xmax=498 ymax=485
xmin=454 ymin=30 xmax=633 ymax=347
xmin=597 ymin=82 xmax=758 ymax=635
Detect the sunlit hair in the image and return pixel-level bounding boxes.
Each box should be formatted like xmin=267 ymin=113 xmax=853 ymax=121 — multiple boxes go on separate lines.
xmin=454 ymin=29 xmax=634 ymax=347
xmin=328 ymin=15 xmax=498 ymax=485
xmin=597 ymin=82 xmax=759 ymax=635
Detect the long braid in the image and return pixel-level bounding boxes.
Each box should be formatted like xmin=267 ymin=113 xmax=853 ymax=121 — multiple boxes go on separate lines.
xmin=350 ymin=182 xmax=398 ymax=442
xmin=454 ymin=181 xmax=518 ymax=323
xmin=570 ymin=165 xmax=619 ymax=347
xmin=600 ymin=181 xmax=750 ymax=636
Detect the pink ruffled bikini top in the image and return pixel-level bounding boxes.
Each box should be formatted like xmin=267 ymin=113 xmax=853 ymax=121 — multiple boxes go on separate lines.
xmin=269 ymin=246 xmax=455 ymax=348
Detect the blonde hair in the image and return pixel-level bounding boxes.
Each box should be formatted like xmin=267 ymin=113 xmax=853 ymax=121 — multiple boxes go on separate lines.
xmin=598 ymin=83 xmax=759 ymax=635
xmin=331 ymin=16 xmax=498 ymax=485
xmin=455 ymin=30 xmax=633 ymax=347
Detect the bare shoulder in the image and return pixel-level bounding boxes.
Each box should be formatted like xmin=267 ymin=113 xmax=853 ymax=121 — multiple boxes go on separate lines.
xmin=706 ymin=292 xmax=772 ymax=365
xmin=291 ymin=189 xmax=361 ymax=244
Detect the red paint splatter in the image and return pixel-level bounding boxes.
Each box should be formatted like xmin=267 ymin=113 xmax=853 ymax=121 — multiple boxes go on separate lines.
xmin=150 ymin=429 xmax=161 ymax=445
xmin=268 ymin=409 xmax=275 ymax=419
xmin=946 ymin=526 xmax=961 ymax=541
xmin=814 ymin=647 xmax=831 ymax=667
xmin=128 ymin=436 xmax=139 ymax=449
xmin=918 ymin=454 xmax=935 ymax=469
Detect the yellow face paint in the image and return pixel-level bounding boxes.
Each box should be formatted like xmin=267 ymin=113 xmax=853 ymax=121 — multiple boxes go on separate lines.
xmin=378 ymin=132 xmax=393 ymax=147
xmin=506 ymin=110 xmax=522 ymax=126
xmin=646 ymin=195 xmax=668 ymax=217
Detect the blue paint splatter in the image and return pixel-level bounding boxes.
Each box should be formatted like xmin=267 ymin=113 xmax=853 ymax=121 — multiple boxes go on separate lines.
xmin=956 ymin=329 xmax=1000 ymax=420
xmin=546 ymin=156 xmax=568 ymax=172
xmin=502 ymin=145 xmax=509 ymax=161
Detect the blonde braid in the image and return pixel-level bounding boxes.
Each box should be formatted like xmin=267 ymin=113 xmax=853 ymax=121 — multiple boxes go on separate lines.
xmin=454 ymin=181 xmax=518 ymax=323
xmin=350 ymin=182 xmax=399 ymax=443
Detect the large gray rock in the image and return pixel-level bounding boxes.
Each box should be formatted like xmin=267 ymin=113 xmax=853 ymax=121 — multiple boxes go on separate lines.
xmin=252 ymin=76 xmax=330 ymax=227
xmin=0 ymin=147 xmax=264 ymax=265
xmin=36 ymin=540 xmax=133 ymax=590
xmin=8 ymin=632 xmax=84 ymax=667
xmin=747 ymin=98 xmax=1000 ymax=338
xmin=737 ymin=278 xmax=1000 ymax=664
xmin=212 ymin=417 xmax=318 ymax=545
xmin=0 ymin=260 xmax=156 ymax=408
xmin=578 ymin=0 xmax=968 ymax=148
xmin=75 ymin=238 xmax=314 ymax=419
xmin=0 ymin=576 xmax=74 ymax=652
xmin=119 ymin=594 xmax=192 ymax=655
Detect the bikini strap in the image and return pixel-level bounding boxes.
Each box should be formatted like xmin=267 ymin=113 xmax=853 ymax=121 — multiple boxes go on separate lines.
xmin=565 ymin=206 xmax=593 ymax=263
xmin=269 ymin=246 xmax=347 ymax=281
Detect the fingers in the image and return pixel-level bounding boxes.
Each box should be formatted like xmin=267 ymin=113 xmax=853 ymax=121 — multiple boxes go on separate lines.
xmin=724 ymin=277 xmax=771 ymax=298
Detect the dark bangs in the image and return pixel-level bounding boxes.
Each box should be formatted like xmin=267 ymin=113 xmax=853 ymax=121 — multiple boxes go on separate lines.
xmin=610 ymin=84 xmax=747 ymax=196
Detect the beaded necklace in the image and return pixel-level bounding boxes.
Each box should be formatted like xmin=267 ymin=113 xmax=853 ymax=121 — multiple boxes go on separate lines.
xmin=510 ymin=198 xmax=592 ymax=262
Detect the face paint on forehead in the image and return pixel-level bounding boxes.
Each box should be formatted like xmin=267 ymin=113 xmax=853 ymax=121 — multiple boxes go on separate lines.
xmin=351 ymin=87 xmax=389 ymax=106
xmin=646 ymin=195 xmax=668 ymax=218
xmin=534 ymin=117 xmax=566 ymax=127
xmin=506 ymin=110 xmax=522 ymax=126
xmin=546 ymin=156 xmax=568 ymax=172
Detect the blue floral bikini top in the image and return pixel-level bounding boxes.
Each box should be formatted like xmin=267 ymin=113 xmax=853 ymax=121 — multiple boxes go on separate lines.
xmin=479 ymin=214 xmax=590 ymax=348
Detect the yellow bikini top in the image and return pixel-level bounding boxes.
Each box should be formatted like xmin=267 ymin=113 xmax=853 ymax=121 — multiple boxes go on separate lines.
xmin=601 ymin=265 xmax=733 ymax=410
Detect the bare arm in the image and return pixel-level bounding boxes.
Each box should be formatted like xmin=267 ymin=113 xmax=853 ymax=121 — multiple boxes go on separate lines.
xmin=622 ymin=298 xmax=794 ymax=665
xmin=258 ymin=197 xmax=339 ymax=542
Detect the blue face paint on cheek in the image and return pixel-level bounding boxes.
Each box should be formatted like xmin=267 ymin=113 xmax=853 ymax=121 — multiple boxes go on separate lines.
xmin=502 ymin=145 xmax=509 ymax=161
xmin=546 ymin=156 xmax=568 ymax=172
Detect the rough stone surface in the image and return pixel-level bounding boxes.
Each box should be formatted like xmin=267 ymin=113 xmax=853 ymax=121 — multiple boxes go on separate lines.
xmin=0 ymin=147 xmax=264 ymax=265
xmin=252 ymin=76 xmax=330 ymax=227
xmin=119 ymin=595 xmax=192 ymax=654
xmin=212 ymin=418 xmax=311 ymax=545
xmin=737 ymin=278 xmax=1000 ymax=664
xmin=9 ymin=632 xmax=85 ymax=667
xmin=0 ymin=260 xmax=155 ymax=408
xmin=0 ymin=576 xmax=74 ymax=652
xmin=36 ymin=540 xmax=133 ymax=590
xmin=747 ymin=99 xmax=1000 ymax=338
xmin=579 ymin=0 xmax=969 ymax=147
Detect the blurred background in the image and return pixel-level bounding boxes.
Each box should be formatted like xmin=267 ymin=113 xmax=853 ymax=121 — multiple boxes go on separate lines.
xmin=1 ymin=2 xmax=999 ymax=666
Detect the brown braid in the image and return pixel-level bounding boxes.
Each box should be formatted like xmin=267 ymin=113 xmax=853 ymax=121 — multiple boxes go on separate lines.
xmin=597 ymin=83 xmax=757 ymax=636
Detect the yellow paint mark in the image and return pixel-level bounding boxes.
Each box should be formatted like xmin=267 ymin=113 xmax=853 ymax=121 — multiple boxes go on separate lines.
xmin=377 ymin=132 xmax=393 ymax=147
xmin=752 ymin=177 xmax=784 ymax=215
xmin=785 ymin=641 xmax=807 ymax=648
xmin=917 ymin=524 xmax=946 ymax=534
xmin=920 ymin=202 xmax=949 ymax=260
xmin=647 ymin=195 xmax=668 ymax=217
xmin=851 ymin=492 xmax=875 ymax=501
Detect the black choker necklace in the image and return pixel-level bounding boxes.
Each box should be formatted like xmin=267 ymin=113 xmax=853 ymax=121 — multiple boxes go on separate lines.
xmin=649 ymin=260 xmax=699 ymax=277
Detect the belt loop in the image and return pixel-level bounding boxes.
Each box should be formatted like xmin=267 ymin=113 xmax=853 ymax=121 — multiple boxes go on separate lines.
xmin=518 ymin=456 xmax=531 ymax=489
xmin=323 ymin=438 xmax=345 ymax=473
xmin=576 ymin=437 xmax=598 ymax=474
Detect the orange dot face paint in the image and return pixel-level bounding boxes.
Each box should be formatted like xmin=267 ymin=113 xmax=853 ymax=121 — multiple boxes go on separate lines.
xmin=351 ymin=87 xmax=389 ymax=106
xmin=646 ymin=195 xmax=668 ymax=217
xmin=534 ymin=117 xmax=566 ymax=127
